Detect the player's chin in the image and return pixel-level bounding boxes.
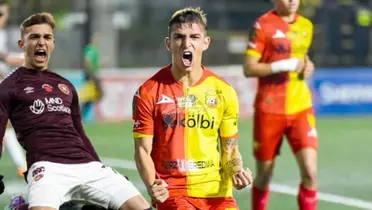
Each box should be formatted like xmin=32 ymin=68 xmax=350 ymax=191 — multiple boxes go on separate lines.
xmin=33 ymin=62 xmax=48 ymax=70
xmin=183 ymin=65 xmax=194 ymax=72
xmin=177 ymin=62 xmax=193 ymax=72
xmin=289 ymin=7 xmax=299 ymax=13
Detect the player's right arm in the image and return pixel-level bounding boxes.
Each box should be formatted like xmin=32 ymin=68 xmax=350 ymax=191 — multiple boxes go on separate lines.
xmin=133 ymin=86 xmax=169 ymax=203
xmin=132 ymin=86 xmax=156 ymax=188
xmin=134 ymin=136 xmax=155 ymax=187
xmin=243 ymin=21 xmax=303 ymax=77
xmin=0 ymin=79 xmax=12 ymax=159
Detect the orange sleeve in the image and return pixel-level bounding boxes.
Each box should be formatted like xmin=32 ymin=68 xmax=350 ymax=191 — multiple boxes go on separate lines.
xmin=246 ymin=21 xmax=266 ymax=58
xmin=132 ymin=85 xmax=154 ymax=139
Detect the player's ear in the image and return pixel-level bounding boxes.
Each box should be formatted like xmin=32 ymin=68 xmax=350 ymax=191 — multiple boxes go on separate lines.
xmin=164 ymin=37 xmax=171 ymax=52
xmin=203 ymin=36 xmax=211 ymax=51
xmin=17 ymin=39 xmax=24 ymax=51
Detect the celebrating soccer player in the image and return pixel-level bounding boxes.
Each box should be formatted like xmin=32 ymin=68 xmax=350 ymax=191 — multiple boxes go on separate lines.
xmin=133 ymin=7 xmax=253 ymax=210
xmin=0 ymin=13 xmax=151 ymax=210
xmin=243 ymin=0 xmax=317 ymax=210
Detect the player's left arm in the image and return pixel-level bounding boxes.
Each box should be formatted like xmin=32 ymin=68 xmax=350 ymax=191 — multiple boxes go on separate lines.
xmin=219 ymin=86 xmax=242 ymax=173
xmin=303 ymin=21 xmax=315 ymax=78
xmin=219 ymin=86 xmax=252 ymax=189
xmin=70 ymin=84 xmax=101 ymax=161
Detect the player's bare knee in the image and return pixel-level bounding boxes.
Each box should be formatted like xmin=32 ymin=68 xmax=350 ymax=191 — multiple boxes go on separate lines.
xmin=254 ymin=170 xmax=273 ymax=189
xmin=295 ymin=148 xmax=317 ymax=187
xmin=301 ymin=167 xmax=317 ymax=187
xmin=255 ymin=160 xmax=274 ymax=189
xmin=119 ymin=195 xmax=151 ymax=210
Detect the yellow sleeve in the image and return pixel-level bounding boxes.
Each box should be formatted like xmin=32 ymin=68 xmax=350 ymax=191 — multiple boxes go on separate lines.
xmin=308 ymin=21 xmax=314 ymax=48
xmin=219 ymin=86 xmax=239 ymax=139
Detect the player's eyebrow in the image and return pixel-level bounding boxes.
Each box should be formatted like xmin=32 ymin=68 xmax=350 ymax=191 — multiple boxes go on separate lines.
xmin=172 ymin=32 xmax=185 ymax=38
xmin=28 ymin=32 xmax=53 ymax=38
xmin=172 ymin=32 xmax=202 ymax=38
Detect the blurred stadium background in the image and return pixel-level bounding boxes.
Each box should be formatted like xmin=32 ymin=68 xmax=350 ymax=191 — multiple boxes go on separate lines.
xmin=1 ymin=0 xmax=372 ymax=209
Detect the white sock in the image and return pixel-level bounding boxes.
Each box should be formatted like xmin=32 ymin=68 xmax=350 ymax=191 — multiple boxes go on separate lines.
xmin=4 ymin=128 xmax=27 ymax=170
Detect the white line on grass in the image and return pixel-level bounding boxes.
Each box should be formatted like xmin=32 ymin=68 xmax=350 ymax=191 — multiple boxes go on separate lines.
xmin=101 ymin=157 xmax=372 ymax=210
xmin=3 ymin=157 xmax=371 ymax=210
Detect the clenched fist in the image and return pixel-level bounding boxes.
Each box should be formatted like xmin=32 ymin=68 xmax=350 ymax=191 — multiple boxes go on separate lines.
xmin=232 ymin=168 xmax=253 ymax=190
xmin=148 ymin=179 xmax=169 ymax=203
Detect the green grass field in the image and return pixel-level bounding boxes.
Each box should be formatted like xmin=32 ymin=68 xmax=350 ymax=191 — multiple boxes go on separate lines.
xmin=0 ymin=117 xmax=371 ymax=209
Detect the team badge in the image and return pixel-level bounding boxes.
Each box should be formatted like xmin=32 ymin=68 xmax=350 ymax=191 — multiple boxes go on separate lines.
xmin=205 ymin=95 xmax=218 ymax=108
xmin=58 ymin=83 xmax=69 ymax=95
xmin=42 ymin=84 xmax=53 ymax=92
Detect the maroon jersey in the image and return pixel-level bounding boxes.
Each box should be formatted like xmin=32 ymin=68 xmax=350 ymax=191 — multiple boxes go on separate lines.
xmin=0 ymin=67 xmax=100 ymax=168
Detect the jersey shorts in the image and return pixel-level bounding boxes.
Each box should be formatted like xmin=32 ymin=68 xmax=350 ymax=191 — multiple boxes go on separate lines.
xmin=27 ymin=161 xmax=140 ymax=209
xmin=156 ymin=196 xmax=238 ymax=210
xmin=253 ymin=107 xmax=318 ymax=161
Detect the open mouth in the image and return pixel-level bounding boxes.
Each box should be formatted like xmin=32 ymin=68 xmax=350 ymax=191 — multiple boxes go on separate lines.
xmin=35 ymin=49 xmax=47 ymax=62
xmin=182 ymin=51 xmax=193 ymax=67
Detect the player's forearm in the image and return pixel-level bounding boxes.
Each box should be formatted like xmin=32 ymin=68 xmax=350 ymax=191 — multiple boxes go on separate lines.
xmin=134 ymin=148 xmax=156 ymax=189
xmin=244 ymin=57 xmax=300 ymax=77
xmin=243 ymin=61 xmax=274 ymax=77
xmin=221 ymin=138 xmax=243 ymax=175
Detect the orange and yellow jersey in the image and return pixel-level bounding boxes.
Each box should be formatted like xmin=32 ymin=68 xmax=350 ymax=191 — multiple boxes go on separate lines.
xmin=132 ymin=65 xmax=239 ymax=198
xmin=246 ymin=10 xmax=314 ymax=115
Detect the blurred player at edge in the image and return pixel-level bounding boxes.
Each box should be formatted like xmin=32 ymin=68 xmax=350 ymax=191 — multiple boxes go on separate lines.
xmin=133 ymin=7 xmax=253 ymax=210
xmin=0 ymin=13 xmax=152 ymax=210
xmin=78 ymin=34 xmax=103 ymax=120
xmin=0 ymin=0 xmax=27 ymax=178
xmin=243 ymin=0 xmax=317 ymax=210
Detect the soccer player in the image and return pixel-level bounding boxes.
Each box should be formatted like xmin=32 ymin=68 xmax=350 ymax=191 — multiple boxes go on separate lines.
xmin=133 ymin=7 xmax=253 ymax=210
xmin=0 ymin=0 xmax=28 ymax=178
xmin=0 ymin=13 xmax=151 ymax=210
xmin=243 ymin=0 xmax=317 ymax=210
xmin=78 ymin=34 xmax=103 ymax=120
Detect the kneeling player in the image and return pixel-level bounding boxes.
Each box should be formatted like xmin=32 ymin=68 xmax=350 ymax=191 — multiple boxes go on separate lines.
xmin=0 ymin=13 xmax=151 ymax=210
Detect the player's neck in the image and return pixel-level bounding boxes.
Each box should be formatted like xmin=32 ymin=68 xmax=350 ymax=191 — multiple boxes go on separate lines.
xmin=171 ymin=65 xmax=203 ymax=88
xmin=24 ymin=63 xmax=48 ymax=71
xmin=276 ymin=10 xmax=297 ymax=23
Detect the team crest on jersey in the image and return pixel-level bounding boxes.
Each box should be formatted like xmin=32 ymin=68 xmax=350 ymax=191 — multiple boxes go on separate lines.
xmin=205 ymin=94 xmax=218 ymax=108
xmin=58 ymin=83 xmax=69 ymax=95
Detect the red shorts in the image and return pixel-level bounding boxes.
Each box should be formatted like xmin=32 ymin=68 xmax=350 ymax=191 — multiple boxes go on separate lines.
xmin=156 ymin=196 xmax=238 ymax=210
xmin=253 ymin=108 xmax=318 ymax=161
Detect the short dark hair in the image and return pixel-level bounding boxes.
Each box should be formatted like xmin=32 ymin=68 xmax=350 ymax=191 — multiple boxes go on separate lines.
xmin=168 ymin=7 xmax=207 ymax=35
xmin=20 ymin=12 xmax=56 ymax=37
